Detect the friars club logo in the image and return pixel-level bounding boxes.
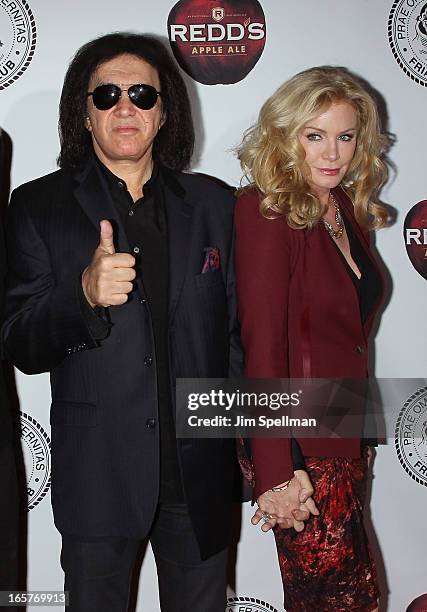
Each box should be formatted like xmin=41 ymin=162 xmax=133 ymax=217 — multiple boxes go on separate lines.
xmin=389 ymin=0 xmax=427 ymax=86
xmin=404 ymin=200 xmax=427 ymax=280
xmin=227 ymin=597 xmax=278 ymax=612
xmin=395 ymin=387 xmax=427 ymax=486
xmin=167 ymin=0 xmax=266 ymax=85
xmin=20 ymin=412 xmax=51 ymax=510
xmin=0 ymin=0 xmax=36 ymax=90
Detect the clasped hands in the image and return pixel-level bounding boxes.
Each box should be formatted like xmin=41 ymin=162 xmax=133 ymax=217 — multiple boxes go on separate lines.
xmin=252 ymin=469 xmax=319 ymax=533
xmin=82 ymin=220 xmax=136 ymax=308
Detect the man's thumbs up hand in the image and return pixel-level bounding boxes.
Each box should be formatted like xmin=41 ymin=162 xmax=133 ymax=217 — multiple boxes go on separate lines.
xmin=82 ymin=220 xmax=136 ymax=308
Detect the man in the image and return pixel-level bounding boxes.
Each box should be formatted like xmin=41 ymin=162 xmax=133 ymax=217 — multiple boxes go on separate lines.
xmin=0 ymin=127 xmax=19 ymax=603
xmin=2 ymin=33 xmax=312 ymax=612
xmin=2 ymin=33 xmax=244 ymax=612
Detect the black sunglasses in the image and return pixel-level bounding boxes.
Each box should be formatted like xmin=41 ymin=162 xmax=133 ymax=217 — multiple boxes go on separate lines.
xmin=87 ymin=83 xmax=161 ymax=111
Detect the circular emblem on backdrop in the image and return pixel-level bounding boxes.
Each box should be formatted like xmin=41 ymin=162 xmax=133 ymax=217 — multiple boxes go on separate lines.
xmin=395 ymin=387 xmax=427 ymax=487
xmin=167 ymin=0 xmax=266 ymax=85
xmin=0 ymin=0 xmax=36 ymax=90
xmin=227 ymin=597 xmax=278 ymax=612
xmin=406 ymin=593 xmax=427 ymax=611
xmin=388 ymin=0 xmax=427 ymax=86
xmin=403 ymin=200 xmax=427 ymax=280
xmin=20 ymin=412 xmax=51 ymax=510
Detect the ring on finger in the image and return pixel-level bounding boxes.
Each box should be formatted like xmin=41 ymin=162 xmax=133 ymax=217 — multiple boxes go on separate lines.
xmin=261 ymin=511 xmax=272 ymax=522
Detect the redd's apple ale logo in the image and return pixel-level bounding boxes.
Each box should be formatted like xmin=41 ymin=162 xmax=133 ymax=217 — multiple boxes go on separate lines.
xmin=404 ymin=200 xmax=427 ymax=280
xmin=167 ymin=0 xmax=266 ymax=85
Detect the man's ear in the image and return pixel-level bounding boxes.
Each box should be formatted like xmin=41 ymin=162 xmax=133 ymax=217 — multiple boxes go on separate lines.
xmin=85 ymin=116 xmax=92 ymax=132
xmin=159 ymin=112 xmax=166 ymax=130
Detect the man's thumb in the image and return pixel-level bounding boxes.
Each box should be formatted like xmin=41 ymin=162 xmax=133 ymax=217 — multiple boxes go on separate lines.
xmin=99 ymin=220 xmax=115 ymax=254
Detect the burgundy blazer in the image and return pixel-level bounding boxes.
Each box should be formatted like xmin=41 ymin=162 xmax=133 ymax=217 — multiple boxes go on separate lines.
xmin=234 ymin=187 xmax=384 ymax=499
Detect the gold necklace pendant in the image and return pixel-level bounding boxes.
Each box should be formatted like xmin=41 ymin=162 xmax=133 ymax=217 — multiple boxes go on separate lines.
xmin=322 ymin=194 xmax=344 ymax=239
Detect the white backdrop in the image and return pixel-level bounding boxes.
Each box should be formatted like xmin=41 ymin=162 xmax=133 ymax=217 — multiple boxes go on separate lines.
xmin=1 ymin=1 xmax=426 ymax=610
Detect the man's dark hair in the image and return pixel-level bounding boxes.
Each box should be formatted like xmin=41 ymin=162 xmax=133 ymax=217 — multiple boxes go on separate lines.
xmin=58 ymin=32 xmax=194 ymax=171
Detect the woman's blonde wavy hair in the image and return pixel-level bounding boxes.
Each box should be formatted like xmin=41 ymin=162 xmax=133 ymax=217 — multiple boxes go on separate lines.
xmin=236 ymin=66 xmax=389 ymax=230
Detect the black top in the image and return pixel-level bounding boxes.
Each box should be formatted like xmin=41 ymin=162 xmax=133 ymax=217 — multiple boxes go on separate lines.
xmin=335 ymin=217 xmax=382 ymax=325
xmin=80 ymin=160 xmax=184 ymax=504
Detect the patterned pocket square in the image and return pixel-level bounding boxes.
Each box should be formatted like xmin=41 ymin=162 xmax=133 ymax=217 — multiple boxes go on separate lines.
xmin=201 ymin=247 xmax=220 ymax=273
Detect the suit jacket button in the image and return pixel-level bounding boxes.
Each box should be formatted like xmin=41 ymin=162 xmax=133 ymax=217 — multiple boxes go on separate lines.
xmin=144 ymin=355 xmax=153 ymax=366
xmin=146 ymin=418 xmax=156 ymax=429
xmin=356 ymin=345 xmax=364 ymax=354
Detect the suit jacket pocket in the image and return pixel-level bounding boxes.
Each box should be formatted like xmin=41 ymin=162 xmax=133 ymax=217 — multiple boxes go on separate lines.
xmin=194 ymin=270 xmax=223 ymax=289
xmin=50 ymin=400 xmax=98 ymax=427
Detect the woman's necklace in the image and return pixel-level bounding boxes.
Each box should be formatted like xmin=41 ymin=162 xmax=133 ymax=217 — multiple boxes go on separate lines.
xmin=322 ymin=193 xmax=344 ymax=240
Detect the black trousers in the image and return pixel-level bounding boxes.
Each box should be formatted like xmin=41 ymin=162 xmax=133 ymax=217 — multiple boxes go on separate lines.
xmin=60 ymin=504 xmax=228 ymax=612
xmin=0 ymin=443 xmax=19 ymax=596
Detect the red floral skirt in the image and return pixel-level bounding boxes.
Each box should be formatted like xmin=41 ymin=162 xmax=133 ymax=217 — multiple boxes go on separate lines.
xmin=274 ymin=455 xmax=379 ymax=612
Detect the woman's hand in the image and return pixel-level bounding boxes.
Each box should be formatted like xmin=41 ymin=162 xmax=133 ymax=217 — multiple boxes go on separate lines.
xmin=252 ymin=469 xmax=319 ymax=533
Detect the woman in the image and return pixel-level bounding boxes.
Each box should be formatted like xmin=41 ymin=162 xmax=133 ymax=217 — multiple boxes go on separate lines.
xmin=234 ymin=66 xmax=388 ymax=611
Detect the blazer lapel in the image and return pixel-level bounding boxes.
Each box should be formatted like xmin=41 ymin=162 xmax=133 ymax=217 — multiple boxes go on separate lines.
xmin=163 ymin=171 xmax=193 ymax=323
xmin=73 ymin=158 xmax=130 ymax=254
xmin=334 ymin=187 xmax=369 ymax=248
